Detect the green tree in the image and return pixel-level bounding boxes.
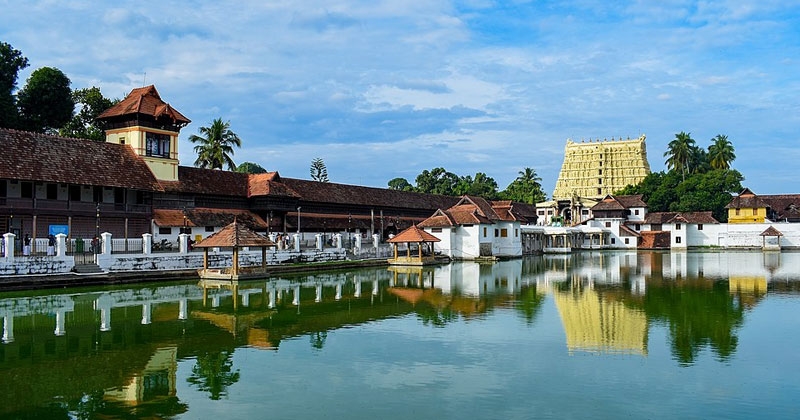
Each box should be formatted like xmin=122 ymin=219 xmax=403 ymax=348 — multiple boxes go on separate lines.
xmin=414 ymin=167 xmax=460 ymax=195
xmin=672 ymin=169 xmax=743 ymax=222
xmin=0 ymin=41 xmax=28 ymax=129
xmin=310 ymin=157 xmax=329 ymax=182
xmin=707 ymin=134 xmax=736 ymax=170
xmin=388 ymin=177 xmax=414 ymax=191
xmin=59 ymin=86 xmax=118 ymax=141
xmin=236 ymin=161 xmax=267 ymax=174
xmin=189 ymin=118 xmax=242 ymax=170
xmin=664 ymin=131 xmax=695 ymax=180
xmin=455 ymin=172 xmax=499 ymax=199
xmin=16 ymin=66 xmax=74 ymax=133
xmin=187 ymin=350 xmax=240 ymax=400
xmin=500 ymin=167 xmax=547 ymax=204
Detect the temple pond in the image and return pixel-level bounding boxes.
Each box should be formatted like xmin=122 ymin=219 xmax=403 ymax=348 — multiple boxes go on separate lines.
xmin=1 ymin=250 xmax=798 ymax=419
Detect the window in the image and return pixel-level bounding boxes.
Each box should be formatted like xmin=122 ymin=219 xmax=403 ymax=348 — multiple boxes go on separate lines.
xmin=119 ymin=136 xmax=125 ymax=145
xmin=0 ymin=180 xmax=5 ymax=197
xmin=625 ymin=238 xmax=630 ymax=244
xmin=611 ymin=238 xmax=615 ymax=244
xmin=635 ymin=224 xmax=640 ymax=231
xmin=158 ymin=227 xmax=171 ymax=235
xmin=483 ymin=227 xmax=487 ymax=237
xmin=598 ymin=178 xmax=602 ymax=184
xmin=515 ymin=229 xmax=518 ymax=237
xmin=46 ymin=184 xmax=57 ymax=200
xmin=21 ymin=182 xmax=33 ymax=198
xmin=676 ymin=223 xmax=681 ymax=230
xmin=69 ymin=185 xmax=81 ymax=201
xmin=145 ymin=132 xmax=171 ymax=158
xmin=494 ymin=228 xmax=499 ymax=237
xmin=597 ymin=188 xmax=602 ymax=195
xmin=431 ymin=228 xmax=442 ymax=233
xmin=634 ymin=209 xmax=639 ymax=215
xmin=598 ymin=169 xmax=603 ymax=175
xmin=582 ymin=209 xmax=589 ymax=215
xmin=500 ymin=229 xmax=508 ymax=237
xmin=605 ymin=221 xmax=611 ymax=228
xmin=538 ymin=210 xmax=545 ymax=215
xmin=676 ymin=236 xmax=682 ymax=244
xmin=752 ymin=208 xmax=757 ymax=216
xmin=735 ymin=208 xmax=740 ymax=215
xmin=205 ymin=226 xmax=215 ymax=232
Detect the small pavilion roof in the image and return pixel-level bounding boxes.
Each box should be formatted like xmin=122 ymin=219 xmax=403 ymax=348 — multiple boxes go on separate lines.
xmin=194 ymin=219 xmax=276 ymax=248
xmin=760 ymin=226 xmax=783 ymax=237
xmin=388 ymin=225 xmax=441 ymax=243
xmin=97 ymin=85 xmax=190 ymax=125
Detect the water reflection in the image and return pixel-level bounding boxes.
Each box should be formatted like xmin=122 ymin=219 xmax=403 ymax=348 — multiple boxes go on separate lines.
xmin=1 ymin=250 xmax=799 ymax=417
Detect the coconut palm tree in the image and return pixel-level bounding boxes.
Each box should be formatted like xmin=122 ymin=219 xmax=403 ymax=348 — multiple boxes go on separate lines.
xmin=189 ymin=118 xmax=241 ymax=170
xmin=664 ymin=131 xmax=696 ymax=180
xmin=708 ymin=134 xmax=736 ymax=170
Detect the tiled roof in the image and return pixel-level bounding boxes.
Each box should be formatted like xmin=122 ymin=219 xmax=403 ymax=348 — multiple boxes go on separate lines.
xmin=418 ymin=195 xmax=533 ymax=227
xmin=616 ymin=195 xmax=647 ymax=208
xmin=591 ymin=194 xmax=646 ymax=211
xmin=153 ymin=208 xmax=267 ymax=228
xmin=388 ymin=225 xmax=441 ymax=243
xmin=645 ymin=211 xmax=718 ymax=224
xmin=725 ymin=188 xmax=769 ymax=209
xmin=280 ymin=177 xmax=460 ymax=210
xmin=161 ymin=166 xmax=250 ymax=196
xmin=417 ymin=210 xmax=456 ymax=228
xmin=248 ymin=172 xmax=300 ymax=198
xmin=0 ymin=128 xmax=163 ymax=191
xmin=760 ymin=226 xmax=783 ymax=236
xmin=759 ymin=194 xmax=800 ymax=220
xmin=619 ymin=224 xmax=641 ymax=237
xmin=194 ymin=219 xmax=275 ymax=248
xmin=96 ymin=85 xmax=190 ymax=124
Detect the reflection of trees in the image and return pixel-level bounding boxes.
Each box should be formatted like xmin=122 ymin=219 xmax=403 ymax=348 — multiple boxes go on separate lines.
xmin=640 ymin=281 xmax=744 ymax=365
xmin=516 ymin=285 xmax=546 ymax=324
xmin=187 ymin=349 xmax=240 ymax=400
xmin=417 ymin=306 xmax=457 ymax=327
xmin=310 ymin=331 xmax=327 ymax=350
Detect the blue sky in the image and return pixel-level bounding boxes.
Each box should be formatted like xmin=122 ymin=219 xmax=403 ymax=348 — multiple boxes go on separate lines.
xmin=3 ymin=0 xmax=799 ymax=195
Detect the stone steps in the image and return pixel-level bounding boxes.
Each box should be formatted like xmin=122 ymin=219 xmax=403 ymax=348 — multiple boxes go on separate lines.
xmin=73 ymin=263 xmax=103 ymax=274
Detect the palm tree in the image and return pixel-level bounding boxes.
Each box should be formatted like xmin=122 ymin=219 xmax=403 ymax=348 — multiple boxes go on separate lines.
xmin=189 ymin=118 xmax=241 ymax=170
xmin=708 ymin=134 xmax=736 ymax=170
xmin=664 ymin=131 xmax=695 ymax=180
xmin=517 ymin=167 xmax=542 ymax=185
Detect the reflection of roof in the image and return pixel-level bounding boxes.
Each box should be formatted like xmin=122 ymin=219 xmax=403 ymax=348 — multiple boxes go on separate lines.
xmin=0 ymin=128 xmax=164 ymax=192
xmin=97 ymin=85 xmax=190 ymax=124
xmin=388 ymin=225 xmax=441 ymax=243
xmin=194 ymin=219 xmax=275 ymax=248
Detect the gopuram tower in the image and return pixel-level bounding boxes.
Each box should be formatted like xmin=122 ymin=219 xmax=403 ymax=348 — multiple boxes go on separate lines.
xmin=538 ymin=135 xmax=650 ymax=226
xmin=552 ymin=135 xmax=650 ymax=200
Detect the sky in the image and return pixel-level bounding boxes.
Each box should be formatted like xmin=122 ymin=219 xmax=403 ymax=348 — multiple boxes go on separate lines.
xmin=2 ymin=0 xmax=799 ymax=195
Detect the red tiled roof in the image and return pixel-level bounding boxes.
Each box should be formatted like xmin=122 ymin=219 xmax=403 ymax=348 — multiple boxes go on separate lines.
xmin=160 ymin=166 xmax=250 ymax=197
xmin=591 ymin=194 xmax=646 ymax=211
xmin=388 ymin=225 xmax=441 ymax=243
xmin=645 ymin=211 xmax=718 ymax=224
xmin=153 ymin=208 xmax=267 ymax=228
xmin=0 ymin=128 xmax=163 ymax=191
xmin=248 ymin=172 xmax=300 ymax=198
xmin=194 ymin=219 xmax=275 ymax=248
xmin=418 ymin=195 xmax=534 ymax=227
xmin=97 ymin=85 xmax=190 ymax=124
xmin=725 ymin=188 xmax=769 ymax=209
xmin=760 ymin=226 xmax=783 ymax=236
xmin=417 ymin=210 xmax=456 ymax=228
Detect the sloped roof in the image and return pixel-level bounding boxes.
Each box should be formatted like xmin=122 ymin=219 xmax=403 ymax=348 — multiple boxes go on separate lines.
xmin=160 ymin=166 xmax=250 ymax=197
xmin=759 ymin=194 xmax=800 ymax=220
xmin=0 ymin=128 xmax=163 ymax=191
xmin=619 ymin=224 xmax=641 ymax=237
xmin=279 ymin=177 xmax=459 ymax=210
xmin=591 ymin=194 xmax=646 ymax=211
xmin=417 ymin=209 xmax=456 ymax=228
xmin=417 ymin=195 xmax=536 ymax=228
xmin=725 ymin=188 xmax=769 ymax=209
xmin=388 ymin=225 xmax=441 ymax=243
xmin=248 ymin=172 xmax=300 ymax=197
xmin=760 ymin=226 xmax=783 ymax=237
xmin=194 ymin=219 xmax=275 ymax=248
xmin=153 ymin=208 xmax=267 ymax=228
xmin=645 ymin=211 xmax=719 ymax=224
xmin=96 ymin=85 xmax=190 ymax=124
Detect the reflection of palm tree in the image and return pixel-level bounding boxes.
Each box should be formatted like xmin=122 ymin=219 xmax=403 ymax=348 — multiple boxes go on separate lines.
xmin=310 ymin=331 xmax=328 ymax=350
xmin=187 ymin=350 xmax=240 ymax=400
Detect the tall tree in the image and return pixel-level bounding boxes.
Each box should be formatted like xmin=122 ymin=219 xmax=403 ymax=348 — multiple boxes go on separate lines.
xmin=455 ymin=172 xmax=499 ymax=199
xmin=59 ymin=86 xmax=117 ymax=141
xmin=0 ymin=41 xmax=28 ymax=129
xmin=189 ymin=118 xmax=242 ymax=170
xmin=663 ymin=131 xmax=696 ymax=180
xmin=388 ymin=177 xmax=414 ymax=191
xmin=16 ymin=66 xmax=74 ymax=133
xmin=500 ymin=167 xmax=546 ymax=204
xmin=414 ymin=167 xmax=460 ymax=195
xmin=707 ymin=134 xmax=736 ymax=170
xmin=310 ymin=157 xmax=329 ymax=182
xmin=236 ymin=161 xmax=267 ymax=174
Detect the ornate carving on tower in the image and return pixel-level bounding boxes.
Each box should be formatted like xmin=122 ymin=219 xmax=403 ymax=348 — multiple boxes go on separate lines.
xmin=552 ymin=135 xmax=650 ymax=200
xmin=96 ymin=85 xmax=191 ymax=182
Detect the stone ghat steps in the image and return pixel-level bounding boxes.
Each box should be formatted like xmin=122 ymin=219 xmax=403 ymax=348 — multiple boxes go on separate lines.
xmin=73 ymin=264 xmax=103 ymax=274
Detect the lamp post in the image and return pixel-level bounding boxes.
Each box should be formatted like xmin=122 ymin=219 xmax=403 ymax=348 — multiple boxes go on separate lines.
xmin=296 ymin=206 xmax=301 ymax=234
xmin=95 ymin=202 xmax=100 ymax=255
xmin=348 ymin=213 xmax=352 ymax=248
xmin=268 ymin=211 xmax=273 ymax=235
xmin=182 ymin=206 xmax=187 ymax=234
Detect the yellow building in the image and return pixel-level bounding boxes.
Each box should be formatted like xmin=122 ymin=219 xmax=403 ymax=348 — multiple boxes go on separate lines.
xmin=725 ymin=188 xmax=768 ymax=223
xmin=552 ymin=136 xmax=650 ymax=200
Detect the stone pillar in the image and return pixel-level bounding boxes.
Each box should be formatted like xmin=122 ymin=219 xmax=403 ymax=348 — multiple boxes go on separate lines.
xmin=178 ymin=233 xmax=190 ymax=254
xmin=373 ymin=234 xmax=380 ymax=248
xmin=55 ymin=233 xmax=67 ymax=257
xmin=3 ymin=233 xmax=15 ymax=261
xmin=242 ymin=292 xmax=250 ymax=307
xmin=179 ymin=299 xmax=188 ymax=320
xmin=293 ymin=285 xmax=300 ymax=306
xmin=354 ymin=280 xmax=362 ymax=298
xmin=354 ymin=235 xmax=362 ymax=252
xmin=100 ymin=232 xmax=112 ymax=255
xmin=268 ymin=233 xmax=277 ymax=244
xmin=334 ymin=234 xmax=343 ymax=250
xmin=315 ymin=284 xmax=322 ymax=302
xmin=3 ymin=315 xmax=14 ymax=343
xmin=372 ymin=279 xmax=379 ymax=295
xmin=142 ymin=233 xmax=153 ymax=255
xmin=335 ymin=283 xmax=342 ymax=300
xmin=315 ymin=234 xmax=323 ymax=250
xmin=141 ymin=302 xmax=152 ymax=325
xmin=55 ymin=310 xmax=66 ymax=336
xmin=268 ymin=288 xmax=276 ymax=308
xmin=293 ymin=234 xmax=301 ymax=252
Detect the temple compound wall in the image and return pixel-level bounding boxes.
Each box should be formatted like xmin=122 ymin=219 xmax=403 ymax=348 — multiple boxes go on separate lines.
xmin=552 ymin=136 xmax=650 ymax=200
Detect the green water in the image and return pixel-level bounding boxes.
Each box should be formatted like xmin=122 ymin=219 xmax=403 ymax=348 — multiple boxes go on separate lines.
xmin=0 ymin=251 xmax=798 ymax=419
